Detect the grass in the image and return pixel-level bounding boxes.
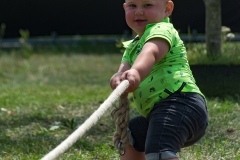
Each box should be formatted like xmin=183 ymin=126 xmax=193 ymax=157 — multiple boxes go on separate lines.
xmin=0 ymin=53 xmax=122 ymax=159
xmin=185 ymin=41 xmax=240 ymax=65
xmin=0 ymin=43 xmax=240 ymax=159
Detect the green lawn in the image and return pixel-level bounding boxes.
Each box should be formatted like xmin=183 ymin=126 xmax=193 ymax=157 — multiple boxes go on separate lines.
xmin=0 ymin=45 xmax=239 ymax=159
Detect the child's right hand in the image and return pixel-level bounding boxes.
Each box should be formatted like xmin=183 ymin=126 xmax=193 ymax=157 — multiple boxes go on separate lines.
xmin=110 ymin=72 xmax=129 ymax=98
xmin=110 ymin=62 xmax=131 ymax=98
xmin=110 ymin=72 xmax=123 ymax=90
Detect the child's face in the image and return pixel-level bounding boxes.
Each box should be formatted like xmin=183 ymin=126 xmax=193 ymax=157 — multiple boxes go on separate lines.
xmin=123 ymin=0 xmax=173 ymax=36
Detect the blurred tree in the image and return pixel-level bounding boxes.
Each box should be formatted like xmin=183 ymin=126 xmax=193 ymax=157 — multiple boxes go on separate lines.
xmin=203 ymin=0 xmax=222 ymax=58
xmin=0 ymin=23 xmax=6 ymax=39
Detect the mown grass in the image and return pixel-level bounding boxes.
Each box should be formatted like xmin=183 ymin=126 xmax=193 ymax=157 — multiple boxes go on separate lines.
xmin=0 ymin=43 xmax=240 ymax=159
xmin=185 ymin=41 xmax=240 ymax=65
xmin=0 ymin=53 xmax=122 ymax=160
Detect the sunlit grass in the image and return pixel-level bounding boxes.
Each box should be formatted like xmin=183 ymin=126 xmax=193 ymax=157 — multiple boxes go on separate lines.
xmin=186 ymin=42 xmax=240 ymax=65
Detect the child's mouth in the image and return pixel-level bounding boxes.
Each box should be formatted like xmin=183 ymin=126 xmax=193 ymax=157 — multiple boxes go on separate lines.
xmin=135 ymin=19 xmax=146 ymax=22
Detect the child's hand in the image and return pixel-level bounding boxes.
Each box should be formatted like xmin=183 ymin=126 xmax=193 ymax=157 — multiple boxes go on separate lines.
xmin=110 ymin=72 xmax=123 ymax=90
xmin=110 ymin=72 xmax=129 ymax=98
xmin=121 ymin=69 xmax=141 ymax=93
xmin=110 ymin=62 xmax=131 ymax=98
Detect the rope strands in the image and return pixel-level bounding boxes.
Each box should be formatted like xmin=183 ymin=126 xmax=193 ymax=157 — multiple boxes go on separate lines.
xmin=111 ymin=97 xmax=130 ymax=155
xmin=41 ymin=80 xmax=130 ymax=160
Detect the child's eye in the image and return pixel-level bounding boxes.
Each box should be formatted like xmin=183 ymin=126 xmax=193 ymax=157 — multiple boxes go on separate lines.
xmin=144 ymin=4 xmax=153 ymax=7
xmin=129 ymin=4 xmax=136 ymax=8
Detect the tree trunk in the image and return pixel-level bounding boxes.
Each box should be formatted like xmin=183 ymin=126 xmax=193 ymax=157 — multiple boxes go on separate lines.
xmin=203 ymin=0 xmax=222 ymax=58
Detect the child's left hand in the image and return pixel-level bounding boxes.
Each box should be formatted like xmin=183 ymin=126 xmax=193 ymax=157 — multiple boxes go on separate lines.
xmin=121 ymin=69 xmax=141 ymax=93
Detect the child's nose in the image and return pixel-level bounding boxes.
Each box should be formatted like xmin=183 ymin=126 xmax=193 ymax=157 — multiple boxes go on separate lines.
xmin=135 ymin=8 xmax=144 ymax=15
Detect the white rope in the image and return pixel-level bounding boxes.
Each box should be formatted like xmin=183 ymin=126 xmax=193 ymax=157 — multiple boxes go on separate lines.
xmin=41 ymin=80 xmax=130 ymax=160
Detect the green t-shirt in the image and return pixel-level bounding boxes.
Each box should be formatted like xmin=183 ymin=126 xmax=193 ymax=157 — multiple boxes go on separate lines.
xmin=121 ymin=17 xmax=204 ymax=117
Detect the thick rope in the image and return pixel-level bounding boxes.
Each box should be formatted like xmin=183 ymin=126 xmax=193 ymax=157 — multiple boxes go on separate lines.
xmin=111 ymin=97 xmax=130 ymax=155
xmin=41 ymin=80 xmax=130 ymax=160
xmin=111 ymin=98 xmax=130 ymax=155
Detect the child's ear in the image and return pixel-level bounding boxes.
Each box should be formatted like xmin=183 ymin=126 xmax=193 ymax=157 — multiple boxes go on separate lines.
xmin=123 ymin=3 xmax=127 ymax=11
xmin=165 ymin=1 xmax=174 ymax=17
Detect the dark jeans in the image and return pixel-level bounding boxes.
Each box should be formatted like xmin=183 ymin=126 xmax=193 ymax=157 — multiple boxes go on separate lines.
xmin=128 ymin=92 xmax=208 ymax=160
